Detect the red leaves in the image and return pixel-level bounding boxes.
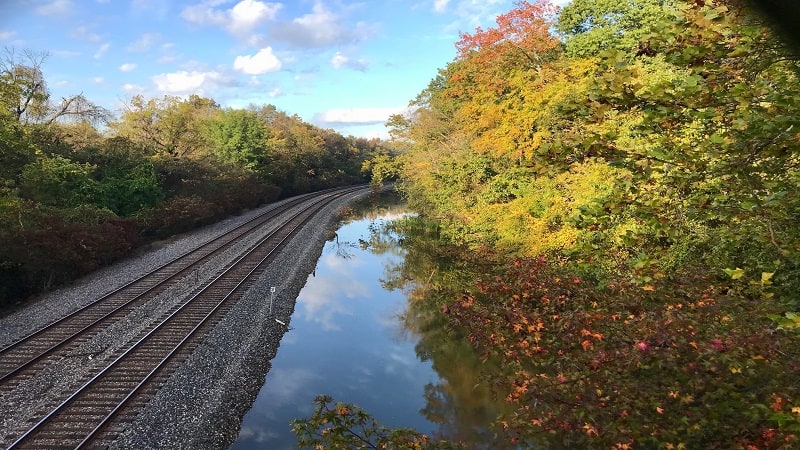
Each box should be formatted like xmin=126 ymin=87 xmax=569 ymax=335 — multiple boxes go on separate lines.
xmin=442 ymin=256 xmax=800 ymax=448
xmin=455 ymin=0 xmax=559 ymax=67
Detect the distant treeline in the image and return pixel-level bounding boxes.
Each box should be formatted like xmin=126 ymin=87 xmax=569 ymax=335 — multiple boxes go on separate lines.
xmin=0 ymin=50 xmax=393 ymax=305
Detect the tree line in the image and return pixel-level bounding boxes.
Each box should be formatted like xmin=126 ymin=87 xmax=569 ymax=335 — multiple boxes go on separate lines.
xmin=0 ymin=48 xmax=390 ymax=306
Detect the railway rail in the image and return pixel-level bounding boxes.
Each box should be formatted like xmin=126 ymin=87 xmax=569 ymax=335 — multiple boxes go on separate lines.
xmin=0 ymin=185 xmax=368 ymax=448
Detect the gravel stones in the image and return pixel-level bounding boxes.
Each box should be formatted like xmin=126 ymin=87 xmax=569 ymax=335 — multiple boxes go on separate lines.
xmin=0 ymin=188 xmax=370 ymax=449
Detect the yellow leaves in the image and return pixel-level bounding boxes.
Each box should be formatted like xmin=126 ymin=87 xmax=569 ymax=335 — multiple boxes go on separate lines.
xmin=582 ymin=422 xmax=598 ymax=436
xmin=723 ymin=267 xmax=745 ymax=280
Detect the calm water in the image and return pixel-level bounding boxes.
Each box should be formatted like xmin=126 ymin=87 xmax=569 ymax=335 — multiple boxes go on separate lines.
xmin=230 ymin=197 xmax=509 ymax=449
xmin=230 ymin=203 xmax=434 ymax=449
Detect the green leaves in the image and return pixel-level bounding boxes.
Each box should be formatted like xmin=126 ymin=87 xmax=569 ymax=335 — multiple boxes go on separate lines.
xmin=724 ymin=267 xmax=746 ymax=280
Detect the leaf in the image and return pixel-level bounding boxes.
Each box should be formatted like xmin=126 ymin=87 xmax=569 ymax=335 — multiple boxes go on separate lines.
xmin=761 ymin=272 xmax=774 ymax=285
xmin=723 ymin=267 xmax=745 ymax=280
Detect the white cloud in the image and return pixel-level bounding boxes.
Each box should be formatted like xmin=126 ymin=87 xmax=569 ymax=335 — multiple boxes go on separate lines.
xmin=233 ymin=47 xmax=282 ymax=74
xmin=151 ymin=70 xmax=233 ymax=96
xmin=330 ymin=52 xmax=367 ymax=71
xmin=122 ymin=83 xmax=145 ymax=93
xmin=330 ymin=52 xmax=348 ymax=69
xmin=182 ymin=0 xmax=281 ymax=37
xmin=314 ymin=107 xmax=405 ymax=126
xmin=94 ymin=42 xmax=110 ymax=59
xmin=0 ymin=31 xmax=14 ymax=40
xmin=36 ymin=0 xmax=73 ymax=16
xmin=92 ymin=77 xmax=104 ymax=84
xmin=119 ymin=63 xmax=137 ymax=72
xmin=434 ymin=0 xmax=450 ymax=13
xmin=272 ymin=2 xmax=374 ymax=48
xmin=229 ymin=0 xmax=280 ymax=31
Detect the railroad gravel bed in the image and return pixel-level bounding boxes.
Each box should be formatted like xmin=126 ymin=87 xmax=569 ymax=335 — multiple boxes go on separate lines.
xmin=0 ymin=188 xmax=371 ymax=449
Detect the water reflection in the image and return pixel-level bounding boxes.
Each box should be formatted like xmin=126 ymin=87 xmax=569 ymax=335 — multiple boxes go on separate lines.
xmin=231 ymin=192 xmax=512 ymax=449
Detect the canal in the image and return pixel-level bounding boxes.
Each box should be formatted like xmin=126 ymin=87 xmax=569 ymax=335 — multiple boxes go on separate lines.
xmin=230 ymin=193 xmax=511 ymax=449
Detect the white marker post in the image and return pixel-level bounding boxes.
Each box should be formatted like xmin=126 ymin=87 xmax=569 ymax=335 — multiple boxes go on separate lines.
xmin=269 ymin=286 xmax=276 ymax=317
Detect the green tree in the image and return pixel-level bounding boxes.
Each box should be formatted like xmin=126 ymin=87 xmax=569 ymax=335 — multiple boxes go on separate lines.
xmin=556 ymin=0 xmax=677 ymax=57
xmin=19 ymin=154 xmax=98 ymax=208
xmin=203 ymin=108 xmax=271 ymax=172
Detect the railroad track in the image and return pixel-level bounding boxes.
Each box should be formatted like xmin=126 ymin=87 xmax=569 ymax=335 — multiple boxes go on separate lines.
xmin=1 ymin=185 xmax=367 ymax=449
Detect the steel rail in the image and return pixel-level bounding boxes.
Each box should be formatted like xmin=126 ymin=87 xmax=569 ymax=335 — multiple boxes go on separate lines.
xmin=0 ymin=186 xmax=362 ymax=385
xmin=5 ymin=186 xmax=366 ymax=449
xmin=0 ymin=189 xmax=322 ymax=354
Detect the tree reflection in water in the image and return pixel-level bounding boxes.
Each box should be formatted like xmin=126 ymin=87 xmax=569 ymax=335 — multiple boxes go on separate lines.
xmin=351 ymin=192 xmax=517 ymax=449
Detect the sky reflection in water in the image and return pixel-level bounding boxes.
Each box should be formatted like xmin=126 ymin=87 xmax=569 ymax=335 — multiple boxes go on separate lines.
xmin=231 ymin=212 xmax=438 ymax=449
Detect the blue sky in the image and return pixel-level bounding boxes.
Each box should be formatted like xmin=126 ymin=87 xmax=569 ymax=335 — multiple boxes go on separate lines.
xmin=0 ymin=0 xmax=566 ymax=138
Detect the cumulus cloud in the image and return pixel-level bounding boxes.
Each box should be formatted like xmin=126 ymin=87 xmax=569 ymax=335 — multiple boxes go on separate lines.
xmin=434 ymin=0 xmax=450 ymax=13
xmin=182 ymin=0 xmax=281 ymax=37
xmin=36 ymin=0 xmax=73 ymax=16
xmin=119 ymin=63 xmax=137 ymax=72
xmin=314 ymin=107 xmax=404 ymax=126
xmin=151 ymin=70 xmax=233 ymax=96
xmin=233 ymin=47 xmax=282 ymax=74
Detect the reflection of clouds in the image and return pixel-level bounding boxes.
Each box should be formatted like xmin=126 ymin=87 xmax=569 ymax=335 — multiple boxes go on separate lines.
xmin=261 ymin=367 xmax=321 ymax=408
xmin=323 ymin=251 xmax=365 ymax=271
xmin=297 ymin=253 xmax=371 ymax=331
xmin=236 ymin=425 xmax=279 ymax=444
xmin=383 ymin=346 xmax=421 ymax=381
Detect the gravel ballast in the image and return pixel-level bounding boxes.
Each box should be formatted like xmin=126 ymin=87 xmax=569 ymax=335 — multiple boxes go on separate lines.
xmin=0 ymin=188 xmax=371 ymax=449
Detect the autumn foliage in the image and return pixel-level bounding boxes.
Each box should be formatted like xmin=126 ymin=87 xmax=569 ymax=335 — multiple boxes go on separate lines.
xmin=455 ymin=0 xmax=559 ymax=69
xmin=377 ymin=0 xmax=800 ymax=447
xmin=0 ymin=74 xmax=386 ymax=306
xmin=446 ymin=258 xmax=800 ymax=448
